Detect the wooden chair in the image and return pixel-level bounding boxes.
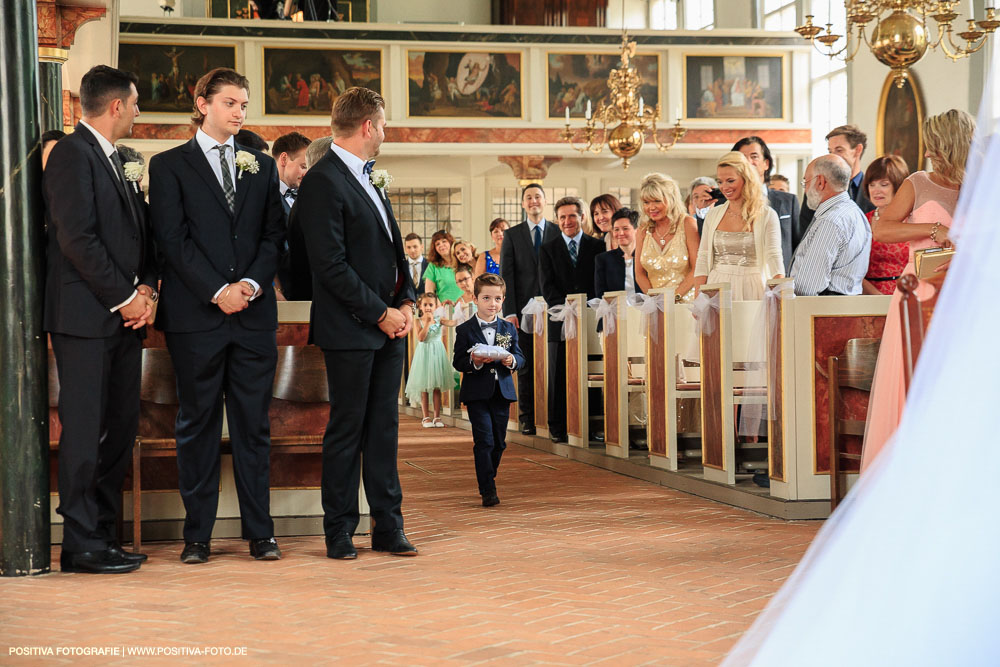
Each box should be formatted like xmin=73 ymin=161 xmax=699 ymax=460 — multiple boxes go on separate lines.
xmin=828 ymin=337 xmax=880 ymax=510
xmin=270 ymin=345 xmax=329 ymax=451
xmin=898 ymin=272 xmax=945 ymax=394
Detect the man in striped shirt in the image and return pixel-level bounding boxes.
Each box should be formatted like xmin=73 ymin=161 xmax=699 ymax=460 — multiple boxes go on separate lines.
xmin=789 ymin=155 xmax=871 ymax=296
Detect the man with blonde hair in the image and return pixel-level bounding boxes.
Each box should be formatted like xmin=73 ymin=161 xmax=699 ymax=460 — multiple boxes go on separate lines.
xmin=790 ymin=154 xmax=871 ymax=296
xmin=297 ymin=87 xmax=418 ymax=559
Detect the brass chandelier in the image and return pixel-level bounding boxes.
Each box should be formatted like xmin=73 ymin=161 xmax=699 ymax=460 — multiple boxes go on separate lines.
xmin=559 ymin=32 xmax=686 ymax=170
xmin=797 ymin=1 xmax=998 ymax=87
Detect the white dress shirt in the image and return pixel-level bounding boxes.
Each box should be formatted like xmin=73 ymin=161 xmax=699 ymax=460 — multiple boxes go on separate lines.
xmin=561 ymin=229 xmax=584 ymax=252
xmin=624 ymin=256 xmax=636 ymax=298
xmin=408 ymin=257 xmax=423 ymax=284
xmin=473 ymin=316 xmax=516 ymax=372
xmin=329 ymin=141 xmax=390 ymax=238
xmin=790 ymin=191 xmax=871 ymax=296
xmin=79 ymin=120 xmax=138 ymax=313
xmin=195 ymin=128 xmax=261 ymax=302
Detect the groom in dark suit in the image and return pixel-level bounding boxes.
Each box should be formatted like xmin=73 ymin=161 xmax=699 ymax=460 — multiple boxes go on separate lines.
xmin=148 ymin=68 xmax=286 ymax=564
xmin=297 ymin=87 xmax=418 ymax=560
xmin=499 ymin=184 xmax=560 ymax=435
xmin=44 ymin=65 xmax=156 ymax=573
xmin=539 ymin=196 xmax=604 ymax=443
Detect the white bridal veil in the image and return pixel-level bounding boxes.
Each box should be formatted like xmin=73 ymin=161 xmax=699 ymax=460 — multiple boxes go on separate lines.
xmin=724 ymin=47 xmax=1000 ymax=667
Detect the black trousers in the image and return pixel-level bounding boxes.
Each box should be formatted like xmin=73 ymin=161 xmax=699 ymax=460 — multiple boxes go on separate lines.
xmin=466 ymin=386 xmax=511 ymax=496
xmin=321 ymin=340 xmax=405 ymax=538
xmin=51 ymin=329 xmax=141 ymax=552
xmin=515 ymin=331 xmax=535 ymax=426
xmin=166 ymin=320 xmax=277 ymax=543
xmin=547 ymin=340 xmax=567 ymax=437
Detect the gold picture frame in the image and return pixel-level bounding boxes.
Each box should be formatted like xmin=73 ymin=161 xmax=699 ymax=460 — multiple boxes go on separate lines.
xmin=405 ymin=49 xmax=524 ymax=120
xmin=118 ymin=41 xmax=238 ymax=115
xmin=682 ymin=53 xmax=788 ymax=122
xmin=545 ymin=50 xmax=662 ymax=120
xmin=262 ymin=45 xmax=384 ymax=116
xmin=876 ymin=71 xmax=925 ymax=174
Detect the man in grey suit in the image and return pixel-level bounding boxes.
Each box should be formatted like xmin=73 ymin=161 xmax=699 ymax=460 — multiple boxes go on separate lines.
xmin=499 ymin=184 xmax=561 ymax=435
xmin=733 ymin=136 xmax=803 ymax=272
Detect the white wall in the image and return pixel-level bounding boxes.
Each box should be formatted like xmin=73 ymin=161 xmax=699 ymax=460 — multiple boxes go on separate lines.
xmin=373 ymin=0 xmax=491 ymax=24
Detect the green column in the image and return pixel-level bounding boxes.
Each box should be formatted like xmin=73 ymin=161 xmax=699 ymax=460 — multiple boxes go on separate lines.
xmin=38 ymin=55 xmax=66 ymax=133
xmin=0 ymin=0 xmax=51 ymax=576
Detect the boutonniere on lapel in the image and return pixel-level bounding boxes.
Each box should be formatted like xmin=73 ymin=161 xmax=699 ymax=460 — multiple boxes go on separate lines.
xmin=370 ymin=169 xmax=393 ymax=190
xmin=123 ymin=162 xmax=143 ymax=193
xmin=495 ymin=333 xmax=512 ymax=350
xmin=235 ymin=150 xmax=259 ymax=180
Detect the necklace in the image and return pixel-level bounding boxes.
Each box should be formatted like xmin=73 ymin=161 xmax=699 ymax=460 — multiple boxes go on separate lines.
xmin=651 ymin=222 xmax=673 ymax=246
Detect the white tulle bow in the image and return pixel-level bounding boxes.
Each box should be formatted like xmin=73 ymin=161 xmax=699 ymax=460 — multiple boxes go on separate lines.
xmin=520 ymin=298 xmax=547 ymax=336
xmin=632 ymin=293 xmax=666 ymax=337
xmin=587 ymin=298 xmax=617 ymax=336
xmin=548 ymin=303 xmax=579 ymax=340
xmin=739 ymin=281 xmax=796 ymax=437
xmin=689 ymin=292 xmax=720 ymax=336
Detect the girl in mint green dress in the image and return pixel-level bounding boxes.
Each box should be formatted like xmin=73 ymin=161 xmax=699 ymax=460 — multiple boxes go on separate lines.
xmin=405 ymin=292 xmax=457 ymax=427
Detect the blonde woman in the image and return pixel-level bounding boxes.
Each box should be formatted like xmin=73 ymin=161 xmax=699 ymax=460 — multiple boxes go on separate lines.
xmin=633 ymin=173 xmax=700 ymax=302
xmin=694 ymin=151 xmax=783 ymax=300
xmin=862 ymin=109 xmax=975 ymax=473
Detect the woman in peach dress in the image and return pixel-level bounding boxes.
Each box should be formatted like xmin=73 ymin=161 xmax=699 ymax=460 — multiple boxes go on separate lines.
xmin=861 ymin=110 xmax=976 ymax=472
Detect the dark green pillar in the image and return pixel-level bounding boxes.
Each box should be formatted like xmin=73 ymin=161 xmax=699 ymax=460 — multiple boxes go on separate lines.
xmin=0 ymin=0 xmax=51 ymax=576
xmin=38 ymin=54 xmax=66 ymax=133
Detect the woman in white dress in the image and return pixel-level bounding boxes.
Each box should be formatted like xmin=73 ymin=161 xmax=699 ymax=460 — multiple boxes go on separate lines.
xmin=694 ymin=151 xmax=784 ymax=299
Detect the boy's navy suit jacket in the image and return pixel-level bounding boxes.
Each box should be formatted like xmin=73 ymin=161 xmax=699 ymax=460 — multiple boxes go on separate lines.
xmin=453 ymin=317 xmax=525 ymax=404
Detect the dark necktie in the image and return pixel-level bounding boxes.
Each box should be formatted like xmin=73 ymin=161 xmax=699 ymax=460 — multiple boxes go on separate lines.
xmin=480 ymin=321 xmax=497 ymax=331
xmin=214 ymin=144 xmax=235 ymax=213
xmin=568 ymin=239 xmax=578 ymax=267
xmin=532 ymin=225 xmax=542 ymax=256
xmin=363 ymin=160 xmax=375 ymax=176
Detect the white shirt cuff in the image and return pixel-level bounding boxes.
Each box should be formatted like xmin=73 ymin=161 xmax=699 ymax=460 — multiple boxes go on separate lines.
xmin=212 ymin=284 xmax=228 ymax=304
xmin=241 ymin=278 xmax=262 ymax=301
xmin=110 ymin=290 xmax=138 ymax=313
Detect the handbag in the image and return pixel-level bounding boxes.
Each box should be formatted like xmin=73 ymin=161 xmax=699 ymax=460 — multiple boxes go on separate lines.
xmin=913 ymin=247 xmax=955 ymax=279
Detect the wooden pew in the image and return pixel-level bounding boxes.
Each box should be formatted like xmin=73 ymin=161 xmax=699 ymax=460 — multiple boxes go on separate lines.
xmin=530 ymin=296 xmax=550 ymax=438
xmin=696 ymin=283 xmax=766 ymax=486
xmin=645 ymin=288 xmax=700 ymax=471
xmin=764 ymin=278 xmax=794 ymax=486
xmin=565 ymin=293 xmax=601 ymax=448
xmin=601 ymin=291 xmax=645 ymax=459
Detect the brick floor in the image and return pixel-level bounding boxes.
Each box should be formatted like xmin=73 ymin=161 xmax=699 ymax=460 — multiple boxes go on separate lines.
xmin=0 ymin=417 xmax=819 ymax=665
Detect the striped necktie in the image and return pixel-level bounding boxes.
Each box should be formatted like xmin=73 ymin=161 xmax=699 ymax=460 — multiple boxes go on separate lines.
xmin=568 ymin=239 xmax=578 ymax=267
xmin=214 ymin=144 xmax=235 ymax=213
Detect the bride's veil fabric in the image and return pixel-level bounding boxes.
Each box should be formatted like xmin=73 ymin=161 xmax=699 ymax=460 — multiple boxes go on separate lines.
xmin=724 ymin=50 xmax=1000 ymax=667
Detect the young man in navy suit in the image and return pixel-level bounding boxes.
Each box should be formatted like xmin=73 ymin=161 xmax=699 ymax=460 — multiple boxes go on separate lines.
xmin=149 ymin=68 xmax=286 ymax=564
xmin=453 ymin=273 xmax=525 ymax=507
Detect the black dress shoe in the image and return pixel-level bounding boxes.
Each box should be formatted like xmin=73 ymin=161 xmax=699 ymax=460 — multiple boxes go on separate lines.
xmin=60 ymin=549 xmax=141 ymax=574
xmin=180 ymin=542 xmax=210 ymax=564
xmin=249 ymin=537 xmax=282 ymax=560
xmin=482 ymin=493 xmax=500 ymax=507
xmin=371 ymin=530 xmax=418 ymax=556
xmin=550 ymin=433 xmax=567 ymax=443
xmin=108 ymin=542 xmax=148 ymax=564
xmin=325 ymin=532 xmax=358 ymax=560
xmin=591 ymin=431 xmax=605 ymax=443
xmin=520 ymin=424 xmax=536 ymax=436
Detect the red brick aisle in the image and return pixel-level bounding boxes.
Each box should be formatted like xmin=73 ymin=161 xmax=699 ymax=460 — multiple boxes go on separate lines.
xmin=0 ymin=418 xmax=819 ymax=665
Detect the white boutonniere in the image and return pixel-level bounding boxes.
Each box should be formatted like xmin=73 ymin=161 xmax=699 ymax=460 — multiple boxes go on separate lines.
xmin=370 ymin=169 xmax=393 ymax=190
xmin=235 ymin=150 xmax=259 ymax=180
xmin=495 ymin=333 xmax=512 ymax=350
xmin=123 ymin=161 xmax=143 ymax=193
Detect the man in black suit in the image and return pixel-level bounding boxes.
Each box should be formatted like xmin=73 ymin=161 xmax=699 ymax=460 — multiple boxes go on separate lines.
xmin=148 ymin=68 xmax=286 ymax=565
xmin=44 ymin=65 xmax=156 ymax=574
xmin=281 ymin=137 xmax=332 ymax=302
xmin=733 ymin=136 xmax=803 ymax=272
xmin=403 ymin=233 xmax=430 ymax=292
xmin=798 ymin=125 xmax=875 ymax=234
xmin=539 ymin=196 xmax=604 ymax=443
xmin=272 ymin=132 xmax=311 ymax=300
xmin=499 ymin=183 xmax=560 ymax=435
xmin=297 ymin=86 xmax=418 ymax=560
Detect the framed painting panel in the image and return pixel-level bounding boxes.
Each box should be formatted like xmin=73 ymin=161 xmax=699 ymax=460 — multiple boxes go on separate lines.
xmin=263 ymin=46 xmax=382 ymax=116
xmin=406 ymin=50 xmax=523 ymax=119
xmin=118 ymin=42 xmax=237 ymax=115
xmin=876 ymin=72 xmax=924 ymax=174
xmin=546 ymin=51 xmax=660 ymax=119
xmin=683 ymin=54 xmax=786 ymax=120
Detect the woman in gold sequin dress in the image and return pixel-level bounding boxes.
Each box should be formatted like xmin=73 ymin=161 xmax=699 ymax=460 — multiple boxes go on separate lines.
xmin=694 ymin=152 xmax=784 ymax=300
xmin=634 ymin=173 xmax=700 ymax=302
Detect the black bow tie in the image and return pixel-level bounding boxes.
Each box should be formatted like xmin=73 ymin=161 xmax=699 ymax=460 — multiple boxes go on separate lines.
xmin=480 ymin=321 xmax=497 ymax=331
xmin=363 ymin=160 xmax=375 ymax=175
xmin=285 ymin=189 xmax=298 ymax=200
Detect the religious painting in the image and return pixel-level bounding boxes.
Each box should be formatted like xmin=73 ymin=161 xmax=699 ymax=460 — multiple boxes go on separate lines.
xmin=263 ymin=47 xmax=382 ymax=116
xmin=877 ymin=72 xmax=924 ymax=173
xmin=406 ymin=50 xmax=522 ymax=118
xmin=547 ymin=52 xmax=660 ymax=119
xmin=684 ymin=54 xmax=785 ymax=120
xmin=118 ymin=42 xmax=236 ymax=114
